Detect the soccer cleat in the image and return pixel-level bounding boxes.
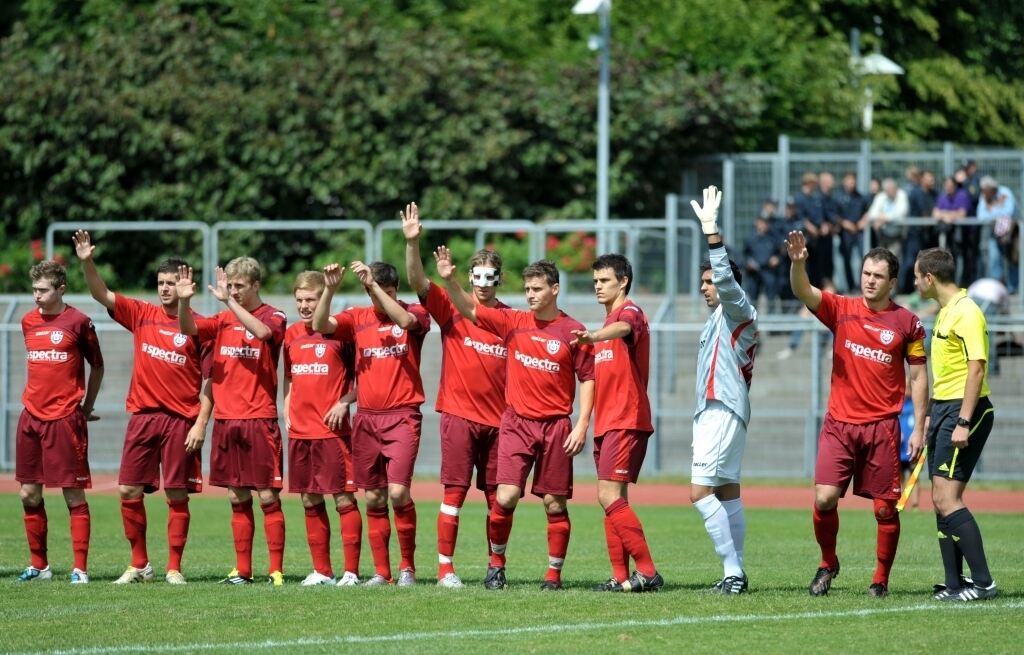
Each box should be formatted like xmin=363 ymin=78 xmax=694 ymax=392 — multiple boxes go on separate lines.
xmin=70 ymin=568 xmax=89 ymax=584
xmin=112 ymin=563 xmax=154 ymax=584
xmin=709 ymin=578 xmax=724 ymax=591
xmin=933 ymin=575 xmax=973 ymax=598
xmin=220 ymin=568 xmax=253 ymax=585
xmin=592 ymin=578 xmax=624 ymax=592
xmin=809 ymin=563 xmax=840 ymax=596
xmin=301 ymin=571 xmax=336 ymax=586
xmin=397 ymin=568 xmax=416 ymax=587
xmin=17 ymin=566 xmax=53 ymax=582
xmin=362 ymin=574 xmax=393 ymax=587
xmin=715 ymin=574 xmax=748 ymax=595
xmin=483 ymin=566 xmax=507 ymax=590
xmin=539 ymin=579 xmax=563 ymax=591
xmin=437 ymin=572 xmax=464 ymax=588
xmin=867 ymin=582 xmax=888 ymax=598
xmin=268 ymin=570 xmax=284 ymax=587
xmin=945 ymin=581 xmax=998 ymax=602
xmin=336 ymin=571 xmax=361 ymax=586
xmin=625 ymin=570 xmax=665 ymax=593
xmin=165 ymin=570 xmax=187 ymax=585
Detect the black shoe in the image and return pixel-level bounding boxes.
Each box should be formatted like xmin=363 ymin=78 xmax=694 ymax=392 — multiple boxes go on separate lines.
xmin=709 ymin=578 xmax=724 ymax=591
xmin=867 ymin=582 xmax=888 ymax=598
xmin=540 ymin=579 xmax=563 ymax=591
xmin=625 ymin=570 xmax=664 ymax=593
xmin=933 ymin=575 xmax=973 ymax=598
xmin=716 ymin=573 xmax=748 ymax=595
xmin=809 ymin=563 xmax=839 ymax=596
xmin=592 ymin=578 xmax=624 ymax=592
xmin=483 ymin=566 xmax=507 ymax=591
xmin=944 ymin=581 xmax=998 ymax=602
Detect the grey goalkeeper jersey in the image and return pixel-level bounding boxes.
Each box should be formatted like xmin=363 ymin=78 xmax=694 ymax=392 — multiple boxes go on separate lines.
xmin=694 ymin=243 xmax=759 ymax=425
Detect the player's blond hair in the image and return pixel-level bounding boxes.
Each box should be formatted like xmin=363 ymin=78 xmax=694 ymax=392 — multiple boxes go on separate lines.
xmin=30 ymin=260 xmax=67 ymax=289
xmin=224 ymin=256 xmax=262 ymax=283
xmin=293 ymin=270 xmax=325 ymax=294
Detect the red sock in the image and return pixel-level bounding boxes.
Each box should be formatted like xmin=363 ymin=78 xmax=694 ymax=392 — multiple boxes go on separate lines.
xmin=166 ymin=498 xmax=190 ymax=573
xmin=23 ymin=501 xmax=48 ymax=570
xmin=602 ymin=505 xmax=628 ymax=583
xmin=487 ymin=504 xmax=515 ymax=568
xmin=607 ymin=498 xmax=656 ymax=577
xmin=438 ymin=486 xmax=467 ymax=578
xmin=366 ymin=506 xmax=392 ymax=579
xmin=338 ymin=502 xmax=362 ymax=575
xmin=261 ymin=499 xmax=286 ymax=574
xmin=813 ymin=506 xmax=840 ymax=569
xmin=393 ymin=501 xmax=417 ymax=572
xmin=120 ymin=498 xmax=149 ymax=568
xmin=483 ymin=488 xmax=497 ymax=559
xmin=231 ymin=499 xmax=255 ymax=578
xmin=873 ymin=499 xmax=900 ymax=585
xmin=545 ymin=510 xmax=571 ymax=583
xmin=304 ymin=503 xmax=333 ymax=577
xmin=69 ymin=502 xmax=90 ymax=572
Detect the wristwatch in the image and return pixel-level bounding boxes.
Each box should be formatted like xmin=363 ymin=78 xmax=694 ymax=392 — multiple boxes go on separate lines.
xmin=956 ymin=417 xmax=971 ymax=428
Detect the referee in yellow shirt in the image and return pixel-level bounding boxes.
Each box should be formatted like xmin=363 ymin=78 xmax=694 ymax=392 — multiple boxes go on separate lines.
xmin=914 ymin=248 xmax=997 ymax=602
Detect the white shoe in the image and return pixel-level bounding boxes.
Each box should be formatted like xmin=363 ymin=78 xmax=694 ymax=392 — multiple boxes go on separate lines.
xmin=362 ymin=573 xmax=392 ymax=587
xmin=17 ymin=565 xmax=52 ymax=582
xmin=437 ymin=572 xmax=464 ymax=588
xmin=336 ymin=571 xmax=361 ymax=586
xmin=397 ymin=568 xmax=416 ymax=587
xmin=70 ymin=568 xmax=89 ymax=584
xmin=113 ymin=563 xmax=154 ymax=584
xmin=165 ymin=570 xmax=187 ymax=585
xmin=301 ymin=571 xmax=336 ymax=586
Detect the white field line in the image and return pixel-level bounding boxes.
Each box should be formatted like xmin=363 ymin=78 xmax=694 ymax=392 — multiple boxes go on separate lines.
xmin=11 ymin=600 xmax=1024 ymax=655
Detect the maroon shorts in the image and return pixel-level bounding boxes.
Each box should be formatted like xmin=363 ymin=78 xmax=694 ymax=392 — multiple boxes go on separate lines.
xmin=119 ymin=411 xmax=203 ymax=494
xmin=815 ymin=413 xmax=902 ymax=500
xmin=496 ymin=408 xmax=573 ymax=499
xmin=288 ymin=435 xmax=356 ymax=495
xmin=209 ymin=418 xmax=284 ymax=490
xmin=15 ymin=408 xmax=91 ymax=489
xmin=352 ymin=407 xmax=422 ymax=490
xmin=593 ymin=429 xmax=652 ymax=484
xmin=440 ymin=413 xmax=499 ymax=491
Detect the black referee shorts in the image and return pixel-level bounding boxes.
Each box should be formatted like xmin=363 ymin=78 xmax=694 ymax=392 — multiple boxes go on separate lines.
xmin=927 ymin=396 xmax=994 ymax=483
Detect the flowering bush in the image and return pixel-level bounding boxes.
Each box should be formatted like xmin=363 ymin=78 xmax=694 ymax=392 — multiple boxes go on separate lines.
xmin=545 ymin=231 xmax=597 ymax=273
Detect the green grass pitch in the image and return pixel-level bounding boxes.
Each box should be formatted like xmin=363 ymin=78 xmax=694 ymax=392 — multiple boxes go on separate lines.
xmin=0 ymin=493 xmax=1019 ymax=654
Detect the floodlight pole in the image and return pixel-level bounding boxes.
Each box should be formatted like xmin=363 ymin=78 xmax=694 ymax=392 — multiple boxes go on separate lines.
xmin=596 ymin=3 xmax=610 ymax=255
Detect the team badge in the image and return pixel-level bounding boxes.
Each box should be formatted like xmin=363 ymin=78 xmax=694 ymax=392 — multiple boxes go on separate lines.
xmin=173 ymin=333 xmax=188 ymax=348
xmin=546 ymin=339 xmax=561 ymax=355
xmin=315 ymin=343 xmax=326 ymax=358
xmin=391 ymin=324 xmax=404 ymax=338
xmin=50 ymin=330 xmax=64 ymax=345
xmin=880 ymin=329 xmax=894 ymax=345
xmin=245 ymin=330 xmax=254 ymax=341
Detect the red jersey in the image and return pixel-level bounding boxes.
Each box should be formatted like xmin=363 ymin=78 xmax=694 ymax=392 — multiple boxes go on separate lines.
xmin=284 ymin=321 xmax=355 ymax=439
xmin=422 ymin=282 xmax=507 ymax=428
xmin=593 ymin=300 xmax=653 ymax=435
xmin=111 ymin=294 xmax=209 ymax=419
xmin=475 ymin=306 xmax=594 ymax=421
xmin=329 ymin=302 xmax=430 ymax=411
xmin=814 ymin=291 xmax=926 ymax=424
xmin=21 ymin=306 xmax=104 ymax=421
xmin=195 ymin=303 xmax=287 ymax=420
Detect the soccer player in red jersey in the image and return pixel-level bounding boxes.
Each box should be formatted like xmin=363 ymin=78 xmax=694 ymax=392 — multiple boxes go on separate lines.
xmin=283 ymin=271 xmax=362 ymax=587
xmin=786 ymin=231 xmax=928 ymax=598
xmin=176 ymin=258 xmax=288 ymax=585
xmin=312 ymin=260 xmax=431 ymax=587
xmin=439 ymin=249 xmax=595 ymax=591
xmin=571 ymin=253 xmax=662 ymax=593
xmin=401 ymin=202 xmax=507 ymax=588
xmin=72 ymin=230 xmax=212 ymax=585
xmin=16 ymin=260 xmax=104 ymax=584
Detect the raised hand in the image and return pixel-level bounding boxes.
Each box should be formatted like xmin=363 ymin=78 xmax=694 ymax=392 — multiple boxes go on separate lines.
xmin=322 ymin=263 xmax=345 ymax=291
xmin=434 ymin=245 xmax=456 ymax=280
xmin=690 ymin=185 xmax=723 ymax=235
xmin=401 ymin=202 xmax=422 ymax=241
xmin=350 ymin=261 xmax=373 ymax=289
xmin=72 ymin=230 xmax=95 ymax=261
xmin=784 ymin=230 xmax=809 ymax=262
xmin=208 ymin=267 xmax=230 ymax=303
xmin=175 ymin=265 xmax=197 ymax=300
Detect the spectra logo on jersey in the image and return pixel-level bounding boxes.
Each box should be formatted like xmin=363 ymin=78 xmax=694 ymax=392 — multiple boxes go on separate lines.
xmin=594 ymin=350 xmax=614 ymax=364
xmin=514 ymin=350 xmax=560 ymax=372
xmin=26 ymin=349 xmax=69 ymax=362
xmin=141 ymin=342 xmax=188 ymax=366
xmin=844 ymin=339 xmax=893 ymax=364
xmin=220 ymin=345 xmax=261 ymax=359
xmin=291 ymin=362 xmax=329 ymax=375
xmin=462 ymin=337 xmax=507 ymax=358
xmin=362 ymin=344 xmax=408 ymax=359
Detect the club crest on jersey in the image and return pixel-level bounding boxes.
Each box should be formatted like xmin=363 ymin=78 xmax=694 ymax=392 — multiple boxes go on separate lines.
xmin=391 ymin=324 xmax=404 ymax=338
xmin=315 ymin=343 xmax=326 ymax=358
xmin=880 ymin=329 xmax=895 ymax=345
xmin=49 ymin=330 xmax=64 ymax=345
xmin=245 ymin=330 xmax=254 ymax=341
xmin=546 ymin=339 xmax=561 ymax=355
xmin=173 ymin=333 xmax=188 ymax=348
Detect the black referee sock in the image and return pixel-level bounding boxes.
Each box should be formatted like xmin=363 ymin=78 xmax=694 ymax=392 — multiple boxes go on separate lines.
xmin=944 ymin=508 xmax=993 ymax=587
xmin=936 ymin=515 xmax=962 ymax=590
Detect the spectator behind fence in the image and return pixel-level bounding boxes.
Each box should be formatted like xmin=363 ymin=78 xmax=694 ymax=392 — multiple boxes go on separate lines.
xmin=976 ymin=176 xmax=1019 ymax=294
xmin=955 ymin=164 xmax=983 ymax=285
xmin=933 ymin=176 xmax=973 ymax=284
xmin=795 ymin=171 xmax=832 ymax=288
xmin=901 ymin=171 xmax=938 ymax=294
xmin=777 ymin=197 xmax=801 ymax=302
xmin=867 ymin=178 xmax=909 ymax=252
xmin=835 ymin=172 xmax=869 ymax=293
xmin=967 ymin=278 xmax=1010 ymax=376
xmin=742 ymin=202 xmax=783 ymax=307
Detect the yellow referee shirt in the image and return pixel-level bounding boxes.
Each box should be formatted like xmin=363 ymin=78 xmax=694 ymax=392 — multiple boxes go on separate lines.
xmin=930 ymin=289 xmax=991 ymax=400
